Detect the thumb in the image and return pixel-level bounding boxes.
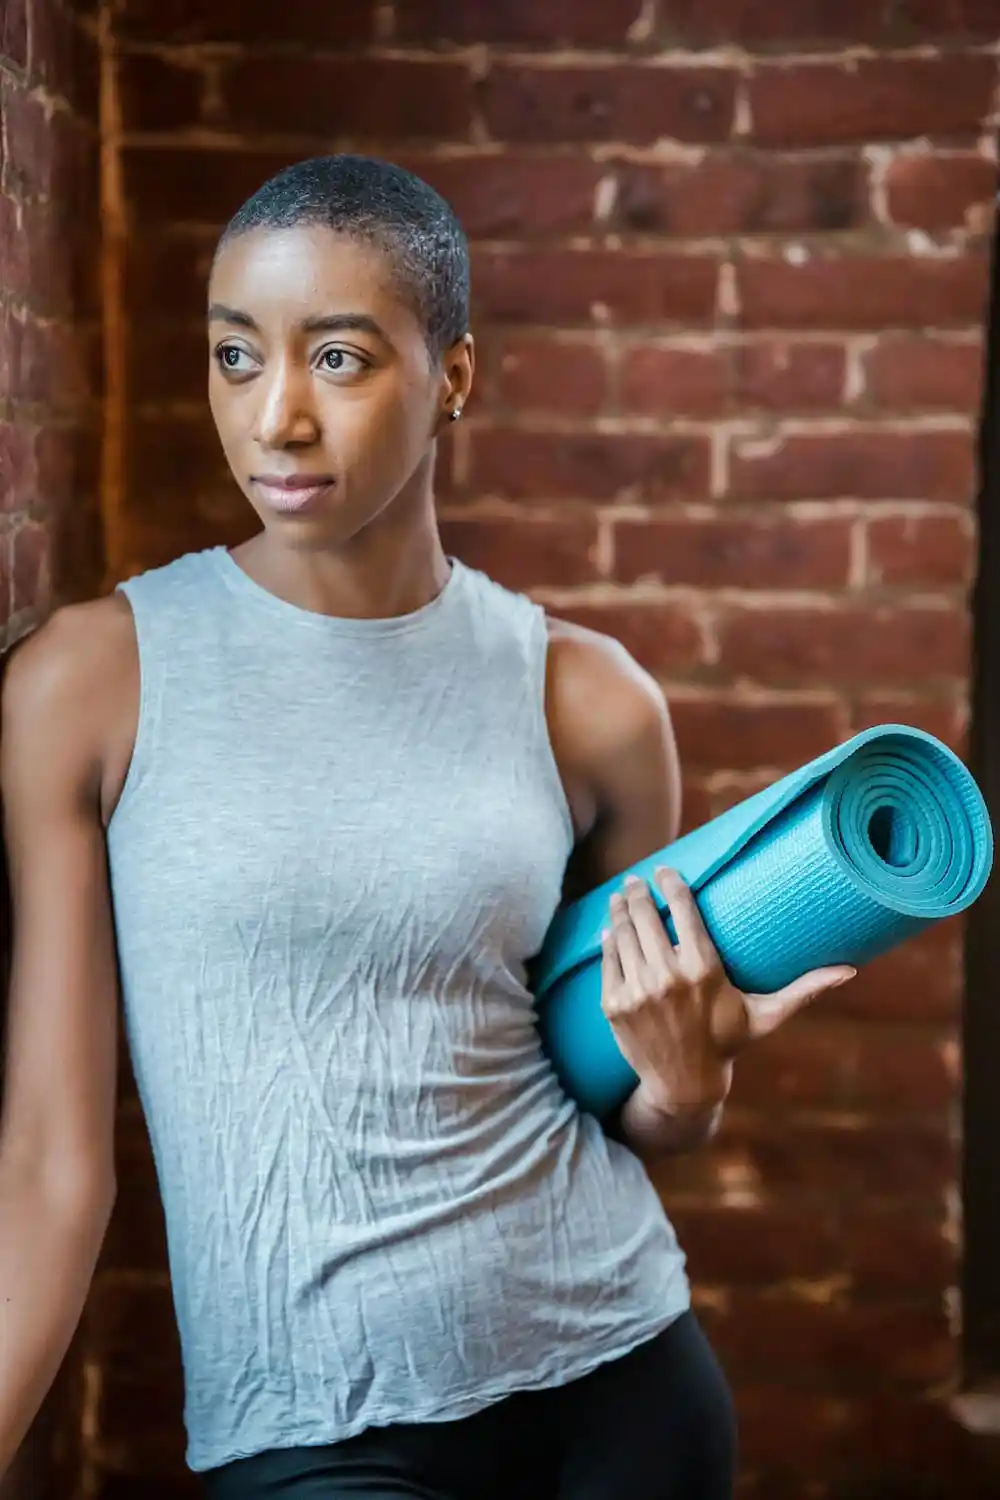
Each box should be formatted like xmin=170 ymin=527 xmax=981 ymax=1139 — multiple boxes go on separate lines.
xmin=745 ymin=965 xmax=857 ymax=1043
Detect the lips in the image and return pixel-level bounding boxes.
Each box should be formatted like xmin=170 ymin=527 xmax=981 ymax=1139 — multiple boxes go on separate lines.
xmin=251 ymin=475 xmax=335 ymax=514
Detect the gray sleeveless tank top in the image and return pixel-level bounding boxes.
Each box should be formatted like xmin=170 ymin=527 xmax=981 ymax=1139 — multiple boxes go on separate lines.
xmin=105 ymin=546 xmax=689 ymax=1473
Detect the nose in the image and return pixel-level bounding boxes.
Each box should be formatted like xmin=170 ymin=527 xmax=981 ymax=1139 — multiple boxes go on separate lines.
xmin=254 ymin=357 xmax=320 ymax=449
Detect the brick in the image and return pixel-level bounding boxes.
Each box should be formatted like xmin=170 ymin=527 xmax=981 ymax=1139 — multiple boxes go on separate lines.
xmin=399 ymin=152 xmax=602 ymax=239
xmin=0 ymin=303 xmax=22 ymax=399
xmin=467 ymin=428 xmax=711 ymax=502
xmin=50 ymin=467 xmax=104 ymax=603
xmin=678 ymin=773 xmax=714 ymax=832
xmin=736 ymin=253 xmax=990 ymax=331
xmin=850 ymin=1393 xmax=966 ymax=1479
xmin=674 ymin=1203 xmax=841 ymax=1285
xmin=437 ymin=517 xmax=599 ymax=590
xmin=1 ymin=82 xmax=52 ymax=199
xmin=0 ymin=191 xmax=28 ymax=298
xmin=220 ymin=57 xmax=473 ymax=142
xmin=34 ymin=420 xmax=99 ymax=514
xmin=116 ymin=0 xmax=375 ymax=44
xmin=116 ymin=52 xmax=205 ymax=133
xmin=396 ymin=0 xmax=646 ymax=45
xmin=18 ymin=199 xmax=73 ymax=314
xmin=620 ymin=344 xmax=729 ymax=417
xmin=483 ymin=334 xmax=608 ymax=416
xmin=654 ymin=1116 xmax=956 ymax=1201
xmin=16 ymin=312 xmax=89 ymax=408
xmin=482 ymin=63 xmax=737 ymax=146
xmin=863 ymin=335 xmax=984 ymax=414
xmin=850 ymin=692 xmax=968 ymax=756
xmin=473 ymin=248 xmax=720 ymax=326
xmin=703 ymin=768 xmax=777 ymax=819
xmin=0 ymin=0 xmax=27 ymax=71
xmin=715 ymin=603 xmax=969 ymax=686
xmin=622 ymin=337 xmax=848 ymax=419
xmin=736 ymin=1388 xmax=854 ymax=1475
xmin=867 ymin=511 xmax=975 ymax=588
xmin=68 ymin=225 xmax=102 ymax=321
xmin=901 ymin=0 xmax=1000 ymax=36
xmin=11 ymin=516 xmax=51 ymax=613
xmin=0 ymin=419 xmax=38 ymax=511
xmin=884 ymin=150 xmax=997 ymax=232
xmin=122 ymin=147 xmax=301 ymax=227
xmin=672 ymin=1202 xmax=952 ymax=1292
xmin=126 ymin=321 xmax=205 ymax=406
xmin=736 ymin=339 xmax=848 ymax=411
xmin=126 ymin=416 xmax=231 ymax=500
xmin=748 ymin=57 xmax=996 ymax=149
xmin=125 ymin=232 xmax=222 ymax=320
xmin=699 ymin=1292 xmax=953 ymax=1389
xmin=823 ymin=922 xmax=964 ymax=1025
xmin=615 ymin=155 xmax=865 ymax=236
xmin=551 ymin=602 xmax=707 ymax=677
xmin=668 ymin=694 xmax=844 ymax=772
xmin=49 ymin=107 xmax=100 ymax=228
xmin=656 ymin=0 xmax=969 ymax=47
xmin=614 ymin=515 xmax=852 ymax=589
xmin=31 ymin=0 xmax=98 ymax=118
xmin=846 ymin=1208 xmax=956 ymax=1294
xmin=728 ymin=429 xmax=975 ymax=503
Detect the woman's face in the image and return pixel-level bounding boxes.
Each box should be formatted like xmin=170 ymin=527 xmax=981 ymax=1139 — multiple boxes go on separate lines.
xmin=207 ymin=224 xmax=471 ymax=545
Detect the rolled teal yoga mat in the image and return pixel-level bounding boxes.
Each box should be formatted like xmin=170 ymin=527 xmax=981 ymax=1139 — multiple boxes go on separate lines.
xmin=533 ymin=725 xmax=993 ymax=1119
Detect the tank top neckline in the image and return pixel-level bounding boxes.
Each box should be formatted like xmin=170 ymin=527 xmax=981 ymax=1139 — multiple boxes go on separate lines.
xmin=206 ymin=544 xmax=467 ymax=638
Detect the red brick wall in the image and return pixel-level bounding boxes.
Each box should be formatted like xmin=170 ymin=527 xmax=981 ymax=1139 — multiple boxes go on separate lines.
xmin=0 ymin=0 xmax=104 ymax=624
xmin=90 ymin=3 xmax=996 ymax=1496
xmin=0 ymin=0 xmax=104 ymax=1496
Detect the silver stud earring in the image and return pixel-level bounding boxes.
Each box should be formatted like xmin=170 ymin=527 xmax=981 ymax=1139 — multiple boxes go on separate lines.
xmin=449 ymin=406 xmax=463 ymax=422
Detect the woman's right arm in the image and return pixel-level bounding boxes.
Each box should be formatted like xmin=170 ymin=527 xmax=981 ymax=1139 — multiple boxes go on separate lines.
xmin=0 ymin=604 xmax=124 ymax=1478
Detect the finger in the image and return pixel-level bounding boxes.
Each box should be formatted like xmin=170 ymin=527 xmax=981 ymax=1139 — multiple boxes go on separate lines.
xmin=623 ymin=876 xmax=679 ymax=976
xmin=601 ymin=927 xmax=624 ymax=990
xmin=746 ymin=965 xmax=856 ymax=1042
xmin=654 ymin=867 xmax=717 ymax=969
xmin=609 ymin=891 xmax=646 ymax=986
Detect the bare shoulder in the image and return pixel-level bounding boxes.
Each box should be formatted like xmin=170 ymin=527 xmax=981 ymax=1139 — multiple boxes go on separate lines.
xmin=2 ymin=593 xmax=138 ymax=807
xmin=544 ymin=613 xmax=671 ymax=757
xmin=544 ymin=613 xmax=682 ymax=874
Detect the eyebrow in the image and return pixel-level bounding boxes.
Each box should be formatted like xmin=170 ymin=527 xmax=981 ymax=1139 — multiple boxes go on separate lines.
xmin=207 ymin=304 xmax=390 ymax=342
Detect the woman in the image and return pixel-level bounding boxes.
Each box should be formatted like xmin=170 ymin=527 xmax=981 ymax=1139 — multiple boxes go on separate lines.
xmin=0 ymin=156 xmax=854 ymax=1498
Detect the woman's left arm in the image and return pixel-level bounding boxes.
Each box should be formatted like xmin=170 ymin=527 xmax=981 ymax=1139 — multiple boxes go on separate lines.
xmin=546 ymin=618 xmax=854 ymax=1162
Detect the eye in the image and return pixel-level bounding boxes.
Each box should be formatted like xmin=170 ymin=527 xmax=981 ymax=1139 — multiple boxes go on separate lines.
xmin=214 ymin=343 xmax=255 ymax=374
xmin=318 ymin=347 xmax=368 ymax=376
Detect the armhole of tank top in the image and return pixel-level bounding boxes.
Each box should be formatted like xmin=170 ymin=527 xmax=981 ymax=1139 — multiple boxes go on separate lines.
xmin=530 ymin=601 xmax=577 ymax=854
xmin=106 ymin=581 xmax=155 ymax=829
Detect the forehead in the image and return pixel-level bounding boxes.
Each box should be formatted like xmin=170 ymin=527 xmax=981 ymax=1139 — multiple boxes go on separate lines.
xmin=209 ymin=225 xmax=420 ymax=341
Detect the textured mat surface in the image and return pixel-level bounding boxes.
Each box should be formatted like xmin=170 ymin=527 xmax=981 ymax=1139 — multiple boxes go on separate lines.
xmin=533 ymin=725 xmax=994 ymax=1118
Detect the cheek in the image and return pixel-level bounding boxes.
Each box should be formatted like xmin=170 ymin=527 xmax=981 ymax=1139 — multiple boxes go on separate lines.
xmin=333 ymin=383 xmax=435 ymax=474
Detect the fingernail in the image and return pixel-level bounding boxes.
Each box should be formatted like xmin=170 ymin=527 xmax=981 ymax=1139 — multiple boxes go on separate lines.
xmin=834 ymin=969 xmax=858 ymax=987
xmin=624 ymin=875 xmax=643 ymax=889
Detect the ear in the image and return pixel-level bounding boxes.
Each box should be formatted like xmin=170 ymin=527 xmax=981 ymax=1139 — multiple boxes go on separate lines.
xmin=437 ymin=333 xmax=475 ymax=428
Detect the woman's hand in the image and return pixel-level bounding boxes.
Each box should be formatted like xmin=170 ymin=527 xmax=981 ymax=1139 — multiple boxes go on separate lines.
xmin=601 ymin=867 xmax=857 ymax=1120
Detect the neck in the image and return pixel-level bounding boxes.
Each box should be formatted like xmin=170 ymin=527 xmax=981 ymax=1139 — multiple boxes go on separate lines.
xmin=231 ymin=470 xmax=451 ymax=622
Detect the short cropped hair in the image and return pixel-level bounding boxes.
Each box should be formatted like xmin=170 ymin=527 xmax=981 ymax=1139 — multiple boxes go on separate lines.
xmin=216 ymin=155 xmax=470 ymax=359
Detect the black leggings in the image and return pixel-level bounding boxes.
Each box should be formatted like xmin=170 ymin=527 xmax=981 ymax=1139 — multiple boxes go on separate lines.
xmin=202 ymin=1312 xmax=736 ymax=1500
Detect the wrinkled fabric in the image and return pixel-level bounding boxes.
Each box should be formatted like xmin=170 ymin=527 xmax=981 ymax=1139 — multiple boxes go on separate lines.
xmin=106 ymin=547 xmax=689 ymax=1473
